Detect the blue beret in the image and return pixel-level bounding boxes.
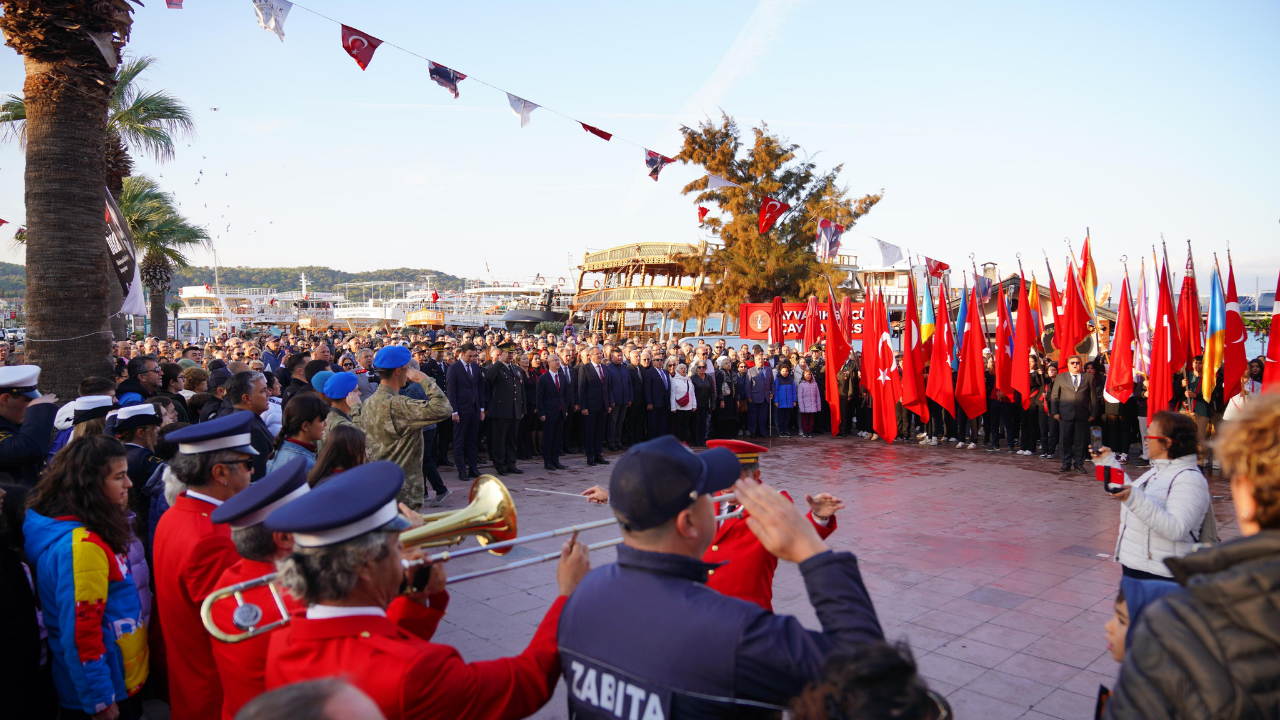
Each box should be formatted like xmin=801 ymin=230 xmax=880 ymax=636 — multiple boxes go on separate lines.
xmin=373 ymin=345 xmax=411 ymax=369
xmin=310 ymin=370 xmax=335 ymax=393
xmin=323 ymin=371 xmax=359 ymax=400
xmin=211 ymin=457 xmax=309 ymax=528
xmin=264 ymin=461 xmax=408 ymax=547
xmin=166 ymin=411 xmax=259 ymax=456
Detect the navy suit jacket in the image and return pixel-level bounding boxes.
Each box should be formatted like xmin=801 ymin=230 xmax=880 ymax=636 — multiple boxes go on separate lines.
xmin=445 ymin=361 xmax=486 ymax=415
xmin=536 ymin=370 xmax=570 ymax=420
xmin=643 ymin=365 xmax=670 ymax=409
xmin=576 ymin=362 xmax=610 ymax=412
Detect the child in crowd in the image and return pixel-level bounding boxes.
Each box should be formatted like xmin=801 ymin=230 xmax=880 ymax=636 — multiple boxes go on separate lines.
xmin=774 ymin=363 xmax=797 ymax=438
xmin=796 ymin=369 xmax=822 ymax=438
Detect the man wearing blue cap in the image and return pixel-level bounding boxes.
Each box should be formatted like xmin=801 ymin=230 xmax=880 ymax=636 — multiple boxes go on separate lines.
xmin=264 ymin=461 xmax=590 ymax=720
xmin=152 ymin=412 xmax=261 ymax=720
xmin=558 ymin=436 xmax=884 ymax=719
xmin=0 ymin=364 xmax=58 ymax=486
xmin=357 ymin=345 xmax=453 ymax=510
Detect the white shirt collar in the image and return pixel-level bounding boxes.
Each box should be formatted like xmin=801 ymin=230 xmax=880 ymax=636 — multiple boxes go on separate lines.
xmin=185 ymin=490 xmax=223 ymax=507
xmin=306 ymin=605 xmax=386 ymax=620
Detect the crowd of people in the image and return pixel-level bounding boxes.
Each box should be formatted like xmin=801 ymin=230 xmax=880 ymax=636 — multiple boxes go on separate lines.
xmin=0 ymin=321 xmax=1276 ymax=720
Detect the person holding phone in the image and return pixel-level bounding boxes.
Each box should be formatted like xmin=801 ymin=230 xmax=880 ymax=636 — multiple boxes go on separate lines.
xmin=1094 ymin=411 xmax=1210 ymax=587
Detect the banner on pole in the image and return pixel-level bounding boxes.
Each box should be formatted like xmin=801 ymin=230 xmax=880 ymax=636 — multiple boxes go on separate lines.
xmin=105 ymin=188 xmax=147 ymax=317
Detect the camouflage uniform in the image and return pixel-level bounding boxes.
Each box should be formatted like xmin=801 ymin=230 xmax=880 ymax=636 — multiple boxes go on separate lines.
xmin=316 ymin=405 xmax=363 ymax=458
xmin=357 ymin=379 xmax=453 ymax=509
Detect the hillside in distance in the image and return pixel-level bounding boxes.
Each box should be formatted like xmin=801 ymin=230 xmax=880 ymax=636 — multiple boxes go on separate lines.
xmin=170 ymin=266 xmax=466 ymax=295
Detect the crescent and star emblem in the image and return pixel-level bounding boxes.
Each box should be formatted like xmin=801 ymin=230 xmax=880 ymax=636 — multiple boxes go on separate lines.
xmin=763 ymin=200 xmax=780 ymax=214
xmin=877 ymin=332 xmax=897 ymax=383
xmin=347 ymin=36 xmax=369 ymax=52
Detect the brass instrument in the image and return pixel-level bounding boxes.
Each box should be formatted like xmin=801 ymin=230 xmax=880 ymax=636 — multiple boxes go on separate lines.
xmin=201 ymin=474 xmax=518 ymax=643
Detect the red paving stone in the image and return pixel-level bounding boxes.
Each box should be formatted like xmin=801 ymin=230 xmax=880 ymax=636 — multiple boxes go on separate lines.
xmin=423 ymin=434 xmax=1240 ymax=719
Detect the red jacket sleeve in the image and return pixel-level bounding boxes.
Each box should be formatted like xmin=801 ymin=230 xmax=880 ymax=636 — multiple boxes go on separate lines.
xmin=387 ymin=591 xmax=449 ymax=641
xmin=402 ymin=595 xmax=566 ymax=720
xmin=808 ymin=511 xmax=838 ymax=540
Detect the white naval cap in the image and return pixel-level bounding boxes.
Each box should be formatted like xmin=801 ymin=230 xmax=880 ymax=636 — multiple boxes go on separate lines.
xmin=0 ymin=364 xmax=41 ymax=399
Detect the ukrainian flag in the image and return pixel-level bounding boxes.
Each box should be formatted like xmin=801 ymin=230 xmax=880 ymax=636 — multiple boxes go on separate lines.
xmin=1202 ymin=266 xmax=1226 ymax=399
xmin=921 ymin=280 xmax=936 ymax=345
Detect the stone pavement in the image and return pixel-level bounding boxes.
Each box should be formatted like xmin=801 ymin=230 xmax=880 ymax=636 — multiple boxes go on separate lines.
xmin=418 ymin=436 xmax=1240 ymax=720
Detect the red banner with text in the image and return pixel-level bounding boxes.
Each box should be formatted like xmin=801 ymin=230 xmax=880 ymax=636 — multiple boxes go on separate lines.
xmin=740 ymin=302 xmax=866 ymax=340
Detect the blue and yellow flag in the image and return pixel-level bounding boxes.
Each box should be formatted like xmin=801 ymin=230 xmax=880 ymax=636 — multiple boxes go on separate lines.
xmin=921 ymin=280 xmax=936 ymax=346
xmin=954 ymin=279 xmax=969 ymax=371
xmin=1202 ymin=265 xmax=1226 ymax=399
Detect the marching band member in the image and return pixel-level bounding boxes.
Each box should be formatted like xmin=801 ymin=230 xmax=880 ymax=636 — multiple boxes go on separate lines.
xmin=263 ymin=461 xmax=590 ymax=720
xmin=153 ymin=413 xmax=259 ymax=720
xmin=208 ymin=457 xmax=311 ymax=720
xmin=702 ymin=439 xmax=843 ymax=611
xmin=559 ymin=436 xmax=882 ymax=719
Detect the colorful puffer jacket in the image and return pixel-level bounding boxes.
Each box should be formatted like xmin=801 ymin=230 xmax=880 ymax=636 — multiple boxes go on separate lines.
xmin=24 ymin=509 xmax=149 ymax=715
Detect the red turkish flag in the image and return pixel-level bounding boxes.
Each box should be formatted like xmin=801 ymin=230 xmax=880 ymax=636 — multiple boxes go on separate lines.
xmin=1222 ymin=261 xmax=1248 ymax=401
xmin=954 ymin=284 xmax=988 ymax=419
xmin=341 ymin=25 xmax=382 ymax=70
xmin=0 ymin=219 xmax=7 ymax=228
xmin=868 ymin=290 xmax=902 ymax=443
xmin=925 ymin=279 xmax=955 ymax=416
xmin=580 ymin=123 xmax=612 ymax=141
xmin=1012 ymin=274 xmax=1037 ymax=409
xmin=698 ymin=207 xmax=709 ymax=223
xmin=900 ymin=277 xmax=929 ymax=423
xmin=1057 ymin=265 xmax=1091 ymax=370
xmin=1106 ymin=276 xmax=1137 ymax=404
xmin=431 ymin=291 xmax=440 ymax=303
xmin=925 ymin=257 xmax=949 ymax=278
xmin=824 ymin=291 xmax=851 ymax=436
xmin=1264 ymin=271 xmax=1280 ymax=392
xmin=1177 ymin=250 xmax=1203 ymax=365
xmin=758 ymin=197 xmax=790 ymax=235
xmin=994 ymin=281 xmax=1015 ymax=401
xmin=1149 ymin=260 xmax=1184 ymax=422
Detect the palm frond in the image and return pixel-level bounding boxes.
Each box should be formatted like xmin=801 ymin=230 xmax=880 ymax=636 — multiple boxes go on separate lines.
xmin=120 ymin=175 xmax=211 ymax=267
xmin=0 ymin=94 xmax=28 ymax=149
xmin=110 ymin=55 xmax=156 ymax=108
xmin=107 ymin=55 xmax=195 ymax=164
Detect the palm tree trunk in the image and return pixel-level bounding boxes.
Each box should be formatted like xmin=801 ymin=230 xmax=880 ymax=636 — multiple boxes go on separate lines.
xmin=149 ymin=286 xmax=169 ymax=339
xmin=22 ymin=56 xmax=114 ymax=398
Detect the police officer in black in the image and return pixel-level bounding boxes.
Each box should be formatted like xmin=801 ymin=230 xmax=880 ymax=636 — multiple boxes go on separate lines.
xmin=423 ymin=341 xmax=452 ymax=466
xmin=558 ymin=435 xmax=883 ymax=719
xmin=0 ymin=365 xmax=59 ymax=486
xmin=485 ymin=341 xmax=525 ymax=475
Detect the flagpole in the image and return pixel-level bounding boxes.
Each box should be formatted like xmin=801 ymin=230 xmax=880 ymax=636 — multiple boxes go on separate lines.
xmin=970 ymin=254 xmax=995 ymax=353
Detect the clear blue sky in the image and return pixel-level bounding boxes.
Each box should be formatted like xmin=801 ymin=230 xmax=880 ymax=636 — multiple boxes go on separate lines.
xmin=1 ymin=0 xmax=1277 ymax=298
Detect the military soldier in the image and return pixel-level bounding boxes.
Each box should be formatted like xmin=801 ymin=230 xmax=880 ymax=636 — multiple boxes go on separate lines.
xmin=484 ymin=341 xmax=525 ymax=476
xmin=358 ymin=345 xmax=453 ymax=510
xmin=317 ymin=371 xmax=361 ymax=457
xmin=424 ymin=341 xmax=452 ymax=468
xmin=0 ymin=365 xmax=58 ymax=486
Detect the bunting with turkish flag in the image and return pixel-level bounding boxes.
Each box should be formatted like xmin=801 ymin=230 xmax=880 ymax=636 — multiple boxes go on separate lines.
xmin=1148 ymin=259 xmax=1185 ymax=423
xmin=824 ymin=288 xmax=852 ymax=436
xmin=1223 ymin=260 xmax=1248 ymax=402
xmin=901 ymin=276 xmax=929 ymax=422
xmin=645 ymin=150 xmax=673 ymax=181
xmin=341 ymin=25 xmax=382 ymax=70
xmin=1012 ymin=274 xmax=1036 ymax=409
xmin=868 ymin=290 xmax=902 ymax=443
xmin=994 ymin=281 xmax=1015 ymax=400
xmin=1106 ymin=276 xmax=1137 ymax=404
xmin=955 ymin=283 xmax=988 ymax=419
xmin=580 ymin=123 xmax=612 ymax=141
xmin=698 ymin=207 xmax=710 ymax=223
xmin=758 ymin=197 xmax=790 ymax=235
xmin=925 ymin=279 xmax=956 ymax=417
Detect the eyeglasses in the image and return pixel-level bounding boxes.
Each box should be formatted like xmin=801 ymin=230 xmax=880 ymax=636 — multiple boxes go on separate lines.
xmin=341 ymin=362 xmax=355 ymax=368
xmin=1143 ymin=434 xmax=1170 ymax=442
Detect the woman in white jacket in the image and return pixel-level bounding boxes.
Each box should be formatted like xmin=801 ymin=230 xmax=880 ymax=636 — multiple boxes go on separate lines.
xmin=1097 ymin=410 xmax=1211 ymax=580
xmin=669 ymin=362 xmax=697 ymax=443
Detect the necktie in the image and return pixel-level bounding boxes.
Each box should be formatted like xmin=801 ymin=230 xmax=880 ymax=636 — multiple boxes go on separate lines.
xmin=1073 ymin=374 xmax=1079 ymax=390
xmin=554 ymin=373 xmax=559 ymax=391
xmin=597 ymin=364 xmax=603 ymax=381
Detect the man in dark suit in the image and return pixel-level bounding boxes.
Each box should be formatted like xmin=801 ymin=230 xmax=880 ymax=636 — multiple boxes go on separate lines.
xmin=644 ymin=355 xmax=671 ymax=439
xmin=746 ymin=352 xmax=774 ymax=438
xmin=576 ymin=346 xmax=611 ymax=466
xmin=445 ymin=342 xmax=486 ymax=481
xmin=1048 ymin=354 xmax=1099 ymax=474
xmin=536 ymin=353 xmax=571 ymax=471
xmin=624 ymin=349 xmax=648 ymax=447
xmin=484 ymin=342 xmax=524 ymax=475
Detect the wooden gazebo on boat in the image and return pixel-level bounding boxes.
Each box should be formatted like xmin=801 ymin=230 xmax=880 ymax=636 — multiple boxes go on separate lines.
xmin=571 ymin=242 xmax=709 ymax=338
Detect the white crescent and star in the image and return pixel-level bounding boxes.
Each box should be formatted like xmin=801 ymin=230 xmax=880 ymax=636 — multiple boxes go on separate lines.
xmin=347 ymin=36 xmax=369 ymax=53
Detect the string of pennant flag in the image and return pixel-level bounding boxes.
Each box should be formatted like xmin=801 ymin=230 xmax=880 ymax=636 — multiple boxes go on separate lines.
xmin=231 ymin=1 xmax=823 ymax=245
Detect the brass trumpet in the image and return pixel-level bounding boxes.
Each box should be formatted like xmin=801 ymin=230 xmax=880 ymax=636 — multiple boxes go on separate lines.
xmin=201 ymin=474 xmax=518 ymax=643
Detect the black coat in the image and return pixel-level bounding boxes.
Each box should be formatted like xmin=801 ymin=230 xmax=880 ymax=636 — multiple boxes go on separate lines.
xmin=484 ymin=362 xmax=525 ymax=420
xmin=643 ymin=365 xmax=670 ymax=409
xmin=445 ymin=361 xmax=486 ymax=416
xmin=1106 ymin=531 xmax=1280 ymax=720
xmin=535 ymin=370 xmax=570 ymax=420
xmin=0 ymin=404 xmax=55 ymax=487
xmin=576 ymin=362 xmax=610 ymax=412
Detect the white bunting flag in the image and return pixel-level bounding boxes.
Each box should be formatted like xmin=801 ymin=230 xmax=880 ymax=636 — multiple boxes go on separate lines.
xmin=507 ymin=93 xmax=539 ymax=128
xmin=876 ymin=238 xmax=904 ymax=268
xmin=707 ymin=174 xmax=740 ymax=190
xmin=253 ymin=0 xmax=292 ymax=42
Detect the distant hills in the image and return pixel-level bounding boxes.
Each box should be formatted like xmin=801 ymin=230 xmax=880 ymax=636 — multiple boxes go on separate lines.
xmin=0 ymin=263 xmax=466 ymax=300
